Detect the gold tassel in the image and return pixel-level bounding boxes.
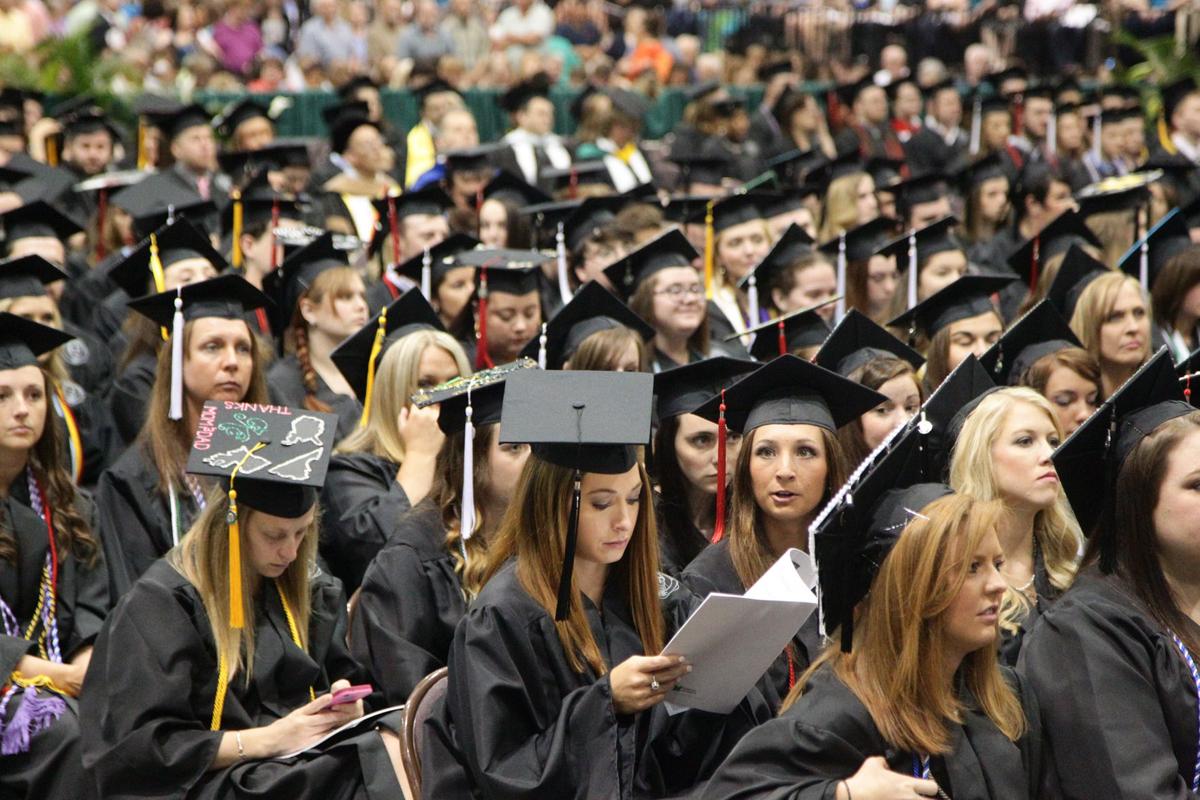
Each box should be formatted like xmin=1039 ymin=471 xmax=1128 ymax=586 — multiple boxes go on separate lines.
xmin=137 ymin=119 xmax=148 ymax=170
xmin=148 ymin=233 xmax=169 ymax=342
xmin=45 ymin=135 xmax=58 ymax=167
xmin=704 ymin=200 xmax=715 ymax=300
xmin=230 ymin=189 xmax=244 ymax=269
xmin=226 ymin=442 xmax=267 ymax=630
xmin=1159 ymin=114 xmax=1176 ymax=154
xmin=359 ymin=307 xmax=389 ymax=427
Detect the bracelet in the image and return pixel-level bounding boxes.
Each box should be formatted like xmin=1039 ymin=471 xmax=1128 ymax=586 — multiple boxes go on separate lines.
xmin=235 ymin=731 xmax=246 ymax=760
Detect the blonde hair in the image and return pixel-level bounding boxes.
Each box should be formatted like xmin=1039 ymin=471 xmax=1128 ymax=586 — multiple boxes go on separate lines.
xmin=715 ymin=219 xmax=773 ymax=290
xmin=948 ymin=388 xmax=1081 ymax=636
xmin=820 ymin=172 xmax=869 ymax=242
xmin=336 ymin=330 xmax=470 ymax=461
xmin=1069 ymin=271 xmax=1151 ymax=367
xmin=789 ymin=495 xmax=1027 ymax=754
xmin=168 ymin=497 xmax=319 ymax=683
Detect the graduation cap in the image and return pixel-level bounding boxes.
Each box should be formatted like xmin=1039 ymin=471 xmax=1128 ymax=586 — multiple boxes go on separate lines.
xmin=757 ymin=60 xmax=794 ymax=82
xmin=893 ymin=172 xmax=950 ymax=216
xmin=810 ymin=423 xmax=953 ymax=648
xmin=1140 ymin=152 xmax=1196 ymax=199
xmin=759 ymin=188 xmax=819 ymax=219
xmin=956 ymin=153 xmax=1008 ymax=193
xmin=483 ymin=170 xmax=552 ymax=208
xmin=875 ymin=216 xmax=965 ymax=309
xmin=737 ymin=223 xmax=816 ymax=322
xmin=128 ymin=275 xmax=273 ymax=420
xmin=1053 ymin=348 xmax=1189 ymax=551
xmin=186 ymin=400 xmax=336 ymax=627
xmin=500 ymin=369 xmax=654 ymax=619
xmin=1162 ymin=76 xmax=1200 ymax=122
xmin=835 ymin=77 xmax=879 ymax=107
xmin=218 ymin=141 xmax=311 ymax=181
xmin=332 ymin=288 xmax=445 ymax=411
xmin=919 ymin=354 xmax=998 ymax=476
xmin=652 ymin=356 xmax=759 ymax=420
xmin=61 ymin=108 xmax=121 ymax=142
xmin=412 ymin=77 xmax=461 ymax=106
xmin=808 ymin=151 xmax=863 ymax=191
xmin=392 ymin=231 xmax=480 ymax=292
xmin=158 ymin=103 xmax=212 ymax=142
xmin=684 ymin=81 xmax=721 ymax=104
xmin=219 ymin=171 xmax=303 ymax=237
xmin=518 ymin=281 xmax=653 ymax=369
xmin=559 ymin=195 xmax=626 ymax=251
xmin=815 ymin=308 xmax=924 ymax=377
xmin=671 ymin=151 xmax=737 ymax=188
xmin=1075 ymin=171 xmax=1156 ymax=219
xmin=888 ymin=274 xmax=1014 ymax=342
xmin=569 ymin=84 xmax=601 ymax=122
xmin=110 ymin=179 xmax=215 ymax=241
xmin=0 ymin=312 xmax=72 ymax=371
xmin=865 ymin=157 xmax=906 ymax=191
xmin=321 ymin=100 xmax=369 ymax=130
xmin=543 ymin=161 xmax=614 ymax=195
xmin=659 ymin=194 xmax=718 ymax=225
xmin=329 ymin=114 xmax=379 ymax=155
xmin=0 ymin=254 xmax=67 ymax=300
xmin=107 ymin=217 xmax=227 ymax=299
xmin=0 ymin=200 xmax=83 ymax=245
xmin=1044 ymin=244 xmax=1108 ymax=319
xmin=443 ymin=144 xmax=502 ymax=175
xmin=766 ymin=148 xmax=827 ymax=187
xmin=499 ymin=73 xmax=553 ymax=113
xmin=602 ymin=228 xmax=698 ymax=300
xmin=736 ymin=299 xmax=835 ymax=361
xmin=606 ymin=87 xmax=651 ymax=120
xmin=1117 ymin=206 xmax=1191 ymax=291
xmin=369 ymin=187 xmax=455 ymax=265
xmin=1100 ymin=84 xmax=1142 ymax=105
xmin=213 ymin=98 xmax=271 ymax=140
xmin=456 ymin=250 xmax=548 ymax=369
xmin=262 ymin=230 xmax=351 ymax=331
xmin=337 ymin=74 xmax=379 ymax=100
xmin=818 ymin=216 xmax=899 ymax=263
xmin=978 ymin=300 xmax=1082 ymax=385
xmin=1006 ymin=209 xmax=1101 ymax=291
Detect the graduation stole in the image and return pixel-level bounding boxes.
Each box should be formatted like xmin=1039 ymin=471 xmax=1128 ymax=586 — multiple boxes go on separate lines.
xmin=51 ymin=387 xmax=83 ymax=485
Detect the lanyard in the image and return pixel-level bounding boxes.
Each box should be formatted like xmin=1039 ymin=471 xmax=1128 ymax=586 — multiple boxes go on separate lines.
xmin=912 ymin=754 xmax=932 ymax=780
xmin=1169 ymin=632 xmax=1200 ymax=792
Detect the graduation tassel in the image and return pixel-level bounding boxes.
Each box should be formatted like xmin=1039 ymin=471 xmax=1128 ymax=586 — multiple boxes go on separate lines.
xmin=969 ymin=94 xmax=982 ymax=156
xmin=136 ymin=119 xmax=147 ymax=170
xmin=555 ymin=221 xmax=572 ymax=306
xmin=777 ymin=319 xmax=787 ymax=356
xmin=712 ymin=389 xmax=728 ymax=543
xmin=1012 ymin=98 xmax=1024 ymax=141
xmin=387 ymin=194 xmax=400 ymax=267
xmin=1139 ymin=216 xmax=1150 ymax=291
xmin=148 ymin=233 xmax=169 ymax=342
xmin=459 ymin=388 xmax=476 ymax=559
xmin=1159 ymin=113 xmax=1175 ymax=154
xmin=168 ymin=289 xmax=184 ymax=421
xmin=835 ymin=230 xmax=847 ymax=323
xmin=537 ymin=322 xmax=548 ymax=369
xmin=45 ymin=135 xmax=57 ymax=168
xmin=95 ymin=189 xmax=108 ymax=261
xmin=225 ymin=443 xmax=265 ymax=631
xmin=359 ymin=307 xmax=388 ymax=428
xmin=555 ymin=468 xmax=583 ymax=621
xmin=906 ymin=229 xmax=918 ymax=309
xmin=703 ymin=200 xmax=715 ymax=300
xmin=230 ymin=188 xmax=244 ymax=270
xmin=420 ymin=247 xmax=432 ymax=301
xmin=476 ymin=267 xmax=494 ymax=370
xmin=1046 ymin=110 xmax=1057 ymax=158
xmin=747 ymin=274 xmax=759 ymax=326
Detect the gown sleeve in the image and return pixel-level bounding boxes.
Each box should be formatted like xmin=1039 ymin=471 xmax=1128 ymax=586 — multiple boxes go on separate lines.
xmin=0 ymin=634 xmax=34 ymax=677
xmin=447 ymin=602 xmax=627 ymax=800
xmin=93 ymin=460 xmax=162 ymax=600
xmin=318 ymin=456 xmax=411 ymax=591
xmin=60 ymin=513 xmax=110 ymax=659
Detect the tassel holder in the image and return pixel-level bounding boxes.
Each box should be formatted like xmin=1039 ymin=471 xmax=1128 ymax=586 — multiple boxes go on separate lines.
xmin=359 ymin=307 xmax=389 ymax=428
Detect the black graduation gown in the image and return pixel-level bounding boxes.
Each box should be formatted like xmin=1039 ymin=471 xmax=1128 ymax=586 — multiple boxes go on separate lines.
xmin=94 ymin=443 xmax=203 ymax=599
xmin=0 ymin=487 xmax=108 ymax=800
xmin=904 ymin=126 xmax=970 ymax=178
xmin=1018 ymin=567 xmax=1200 ymax=799
xmin=266 ymin=355 xmax=362 ymax=445
xmin=682 ymin=538 xmax=823 ymax=714
xmin=699 ymin=665 xmax=1043 ymax=800
xmin=105 ymin=350 xmax=156 ymax=446
xmin=317 ymin=452 xmax=411 ymax=593
xmin=996 ymin=547 xmax=1059 ymax=667
xmin=349 ymin=498 xmax=462 ymax=706
xmin=60 ymin=321 xmax=114 ymax=398
xmin=53 ymin=376 xmax=120 ymax=489
xmin=422 ymin=560 xmax=771 ymax=800
xmin=654 ymin=495 xmax=709 ymax=578
xmin=79 ymin=559 xmax=401 ymax=800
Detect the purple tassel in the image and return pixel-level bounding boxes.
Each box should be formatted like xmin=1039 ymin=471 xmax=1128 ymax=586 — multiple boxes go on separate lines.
xmin=1 ymin=686 xmax=65 ymax=755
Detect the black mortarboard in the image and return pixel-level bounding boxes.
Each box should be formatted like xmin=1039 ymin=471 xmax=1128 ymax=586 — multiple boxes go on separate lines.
xmin=875 ymin=216 xmax=964 ymax=264
xmin=1045 ymin=244 xmax=1108 ymax=318
xmin=737 ymin=301 xmax=834 ymax=361
xmin=393 ymin=232 xmax=481 ymax=285
xmin=413 ymin=78 xmax=461 ymax=105
xmin=1140 ymin=152 xmax=1196 ymax=199
xmin=519 ymin=281 xmax=653 ymax=369
xmin=818 ymin=216 xmax=899 ymax=263
xmin=1006 ymin=210 xmax=1101 ymax=288
xmin=659 ymin=195 xmax=718 ymax=225
xmin=518 ymin=198 xmax=582 ymax=234
xmin=337 ymin=75 xmax=379 ymax=100
xmin=1075 ymin=173 xmax=1153 ymax=218
xmin=1117 ymin=206 xmax=1192 ymax=290
xmin=543 ymin=161 xmax=614 ymax=193
xmin=766 ymin=148 xmax=826 ymax=186
xmin=1100 ymin=84 xmax=1142 ymax=105
xmin=483 ymin=170 xmax=552 ymax=208
xmin=560 ymin=196 xmax=627 ymax=251
xmin=443 ymin=144 xmax=502 ymax=175
xmin=978 ymin=300 xmax=1081 ymax=385
xmin=835 ymin=77 xmax=878 ymax=107
xmin=684 ymin=82 xmax=721 ymax=104
xmin=213 ymin=98 xmax=272 ymax=139
xmin=709 ymin=192 xmax=766 ymax=233
xmin=986 ymin=66 xmax=1028 ymax=93
xmin=920 ymin=354 xmax=997 ymax=475
xmin=865 ymin=157 xmax=906 ymax=191
xmin=757 ymin=60 xmax=794 ymax=82
xmin=1162 ymin=76 xmax=1200 ymax=122
xmin=760 ymin=188 xmax=818 ymax=218
xmin=110 ymin=180 xmax=215 ymax=240
xmin=606 ymin=87 xmax=651 ymax=120
xmin=107 ymin=217 xmax=227 ymax=298
xmin=922 ymin=77 xmax=959 ymax=100
xmin=569 ymin=84 xmax=601 ymax=122
xmin=0 ymin=254 xmax=66 ymax=299
xmin=263 ymin=231 xmax=350 ymax=326
xmin=321 ymin=100 xmax=369 ymax=129
xmin=956 ymin=153 xmax=1008 ymax=191
xmin=500 ymin=368 xmax=653 ymax=619
xmin=1054 ymin=348 xmax=1189 ymax=547
xmin=499 ymin=73 xmax=553 ymax=113
xmin=738 ymin=223 xmax=815 ymax=293
xmin=693 ymin=353 xmax=886 ymax=433
xmin=158 ymin=103 xmax=212 ymax=141
xmin=888 ymin=274 xmax=1014 ymax=341
xmin=332 ymin=288 xmax=445 ymax=401
xmin=329 ymin=114 xmax=379 ymax=155
xmin=1054 ymin=76 xmax=1083 ymax=101
xmin=61 ymin=107 xmax=121 ymax=141
xmin=602 ymin=228 xmax=698 ymax=299
xmin=375 ymin=185 xmax=454 ymax=220
xmin=814 ymin=308 xmax=924 ymax=377
xmin=652 ymin=356 xmax=759 ymax=420
xmin=976 ymin=94 xmax=1012 ymax=116
xmin=457 ymin=249 xmax=546 ymax=297
xmin=710 ymin=96 xmax=745 ymax=117
xmin=810 ymin=423 xmax=953 ymax=648
xmin=218 ymin=141 xmax=311 ymax=181
xmin=671 ymin=151 xmax=737 ymax=188
xmin=893 ymin=172 xmax=950 ymax=212
xmin=0 ymin=312 xmax=72 ymax=371
xmin=415 ymin=359 xmax=538 ymax=435
xmin=1022 ymin=83 xmax=1055 ymax=102
xmin=186 ymin=399 xmax=335 ymax=518
xmin=809 ymin=151 xmax=863 ymax=191
xmin=0 ymin=200 xmax=83 ymax=244
xmin=127 ymin=273 xmax=272 ymax=329
xmin=219 ymin=172 xmax=302 ymax=235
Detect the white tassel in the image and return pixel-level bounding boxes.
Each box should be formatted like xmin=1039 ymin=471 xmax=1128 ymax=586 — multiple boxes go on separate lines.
xmin=556 ymin=221 xmax=572 ymax=306
xmin=1047 ymin=111 xmax=1057 ymax=157
xmin=1091 ymin=112 xmax=1102 ymax=162
xmin=907 ymin=229 xmax=918 ymax=309
xmin=420 ymin=247 xmax=432 ymax=301
xmin=1140 ymin=238 xmax=1150 ymax=291
xmin=969 ymin=95 xmax=982 ymax=156
xmin=537 ymin=322 xmax=548 ymax=370
xmin=460 ymin=397 xmax=476 ymax=545
xmin=747 ymin=274 xmax=759 ymax=326
xmin=835 ymin=231 xmax=847 ymax=323
xmin=168 ymin=290 xmax=184 ymax=421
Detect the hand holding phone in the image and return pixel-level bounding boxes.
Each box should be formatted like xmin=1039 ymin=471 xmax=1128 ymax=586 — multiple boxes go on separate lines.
xmin=328 ymin=684 xmax=372 ymax=707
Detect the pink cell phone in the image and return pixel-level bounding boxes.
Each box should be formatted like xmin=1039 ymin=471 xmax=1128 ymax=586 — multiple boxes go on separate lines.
xmin=328 ymin=684 xmax=372 ymax=706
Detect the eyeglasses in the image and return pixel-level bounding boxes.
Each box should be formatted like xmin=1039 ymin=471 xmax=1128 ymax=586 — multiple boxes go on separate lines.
xmin=654 ymin=284 xmax=704 ymax=299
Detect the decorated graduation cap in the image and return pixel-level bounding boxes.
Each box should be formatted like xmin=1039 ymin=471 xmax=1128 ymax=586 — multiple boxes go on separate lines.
xmin=499 ymin=73 xmax=553 ymax=113
xmin=0 ymin=200 xmax=83 ymax=246
xmin=186 ymin=400 xmax=336 ymax=628
xmin=735 ymin=298 xmax=835 ymax=361
xmin=128 ymin=274 xmax=272 ymax=421
xmin=888 ymin=273 xmax=1014 ymax=343
xmin=107 ymin=217 xmax=227 ymax=299
xmin=737 ymin=223 xmax=815 ymax=323
xmin=815 ymin=308 xmax=924 ymax=377
xmin=818 ymin=216 xmax=899 ymax=264
xmin=392 ymin=231 xmax=480 ymax=299
xmin=263 ymin=231 xmax=350 ymax=334
xmin=810 ymin=423 xmax=953 ymax=649
xmin=1006 ymin=209 xmax=1101 ymax=292
xmin=978 ymin=299 xmax=1082 ymax=385
xmin=158 ymin=103 xmax=212 ymax=142
xmin=1117 ymin=206 xmax=1192 ymax=291
xmin=1044 ymin=244 xmax=1108 ymax=319
xmin=1075 ymin=171 xmax=1156 ymax=219
xmin=483 ymin=169 xmax=552 ymax=209
xmin=0 ymin=254 xmax=67 ymax=299
xmin=370 ymin=186 xmax=455 ymax=268
xmin=875 ymin=216 xmax=965 ymax=309
xmin=653 ymin=356 xmax=758 ymax=420
xmin=0 ymin=312 xmax=72 ymax=371
xmin=213 ymin=98 xmax=272 ymax=140
xmin=1054 ymin=348 xmax=1189 ymax=553
xmin=602 ymin=228 xmax=698 ymax=301
xmin=500 ymin=369 xmax=654 ymax=619
xmin=413 ymin=359 xmax=538 ymax=550
xmin=519 ymin=281 xmax=653 ymax=370
xmin=332 ymin=288 xmax=445 ymax=418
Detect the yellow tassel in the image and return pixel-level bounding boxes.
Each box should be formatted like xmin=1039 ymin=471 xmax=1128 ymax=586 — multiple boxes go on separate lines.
xmin=8 ymin=671 xmax=68 ymax=696
xmin=1159 ymin=114 xmax=1176 ymax=154
xmin=210 ymin=652 xmax=229 ymax=730
xmin=276 ymin=583 xmax=316 ymax=702
xmin=149 ymin=233 xmax=170 ymax=342
xmin=55 ymin=385 xmax=83 ymax=484
xmin=230 ymin=189 xmax=243 ymax=270
xmin=228 ymin=490 xmax=244 ymax=630
xmin=137 ymin=119 xmax=147 ymax=171
xmin=704 ymin=200 xmax=715 ymax=300
xmin=359 ymin=307 xmax=389 ymax=428
xmin=45 ymin=136 xmax=58 ymax=168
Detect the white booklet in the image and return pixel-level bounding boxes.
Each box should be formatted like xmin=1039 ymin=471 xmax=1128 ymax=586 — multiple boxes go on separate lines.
xmin=274 ymin=703 xmax=405 ymax=759
xmin=661 ymin=549 xmax=817 ymax=715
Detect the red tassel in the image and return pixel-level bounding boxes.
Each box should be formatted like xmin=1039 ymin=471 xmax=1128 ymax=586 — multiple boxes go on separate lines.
xmin=569 ymin=168 xmax=578 ymax=200
xmin=269 ymin=199 xmax=280 ymax=272
xmin=475 ymin=189 xmax=483 ymax=215
xmin=1030 ymin=235 xmax=1040 ymax=291
xmin=778 ymin=320 xmax=787 ymax=356
xmin=475 ymin=267 xmax=494 ymax=369
xmin=96 ymin=189 xmax=108 ymax=261
xmin=712 ymin=389 xmax=728 ymax=543
xmin=387 ymin=195 xmax=400 ymax=266
xmin=1012 ymin=98 xmax=1024 ymax=138
xmin=1186 ymin=372 xmax=1192 ymax=403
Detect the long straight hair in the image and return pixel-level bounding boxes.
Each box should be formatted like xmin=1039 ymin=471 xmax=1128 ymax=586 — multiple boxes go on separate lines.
xmin=168 ymin=496 xmax=319 ymax=681
xmin=482 ymin=456 xmax=664 ymax=675
xmin=431 ymin=423 xmax=497 ymax=600
xmin=788 ymin=495 xmax=1027 ymax=754
xmin=1069 ymin=271 xmax=1152 ymax=380
xmin=286 ymin=266 xmax=362 ymax=413
xmin=837 ymin=356 xmax=924 ymax=469
xmin=652 ymin=413 xmax=715 ymax=568
xmin=728 ymin=425 xmax=848 ymax=589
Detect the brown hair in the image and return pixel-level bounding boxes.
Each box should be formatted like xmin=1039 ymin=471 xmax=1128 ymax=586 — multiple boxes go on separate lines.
xmin=920 ymin=309 xmax=1003 ymax=390
xmin=963 ymin=174 xmax=1010 ymax=245
xmin=836 ymin=357 xmax=924 ymax=468
xmin=767 ymin=250 xmax=835 ymax=313
xmin=727 ymin=425 xmax=848 ymax=589
xmin=1022 ymin=346 xmax=1101 ymax=395
xmin=1150 ymin=246 xmax=1200 ymax=335
xmin=482 ymin=456 xmax=664 ymax=674
xmin=564 ymin=326 xmax=649 ymax=372
xmin=287 ymin=266 xmax=361 ymax=413
xmin=629 ymin=273 xmax=710 ymax=356
xmin=787 ymin=495 xmax=1027 ymax=754
xmin=431 ymin=425 xmax=497 ymax=600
